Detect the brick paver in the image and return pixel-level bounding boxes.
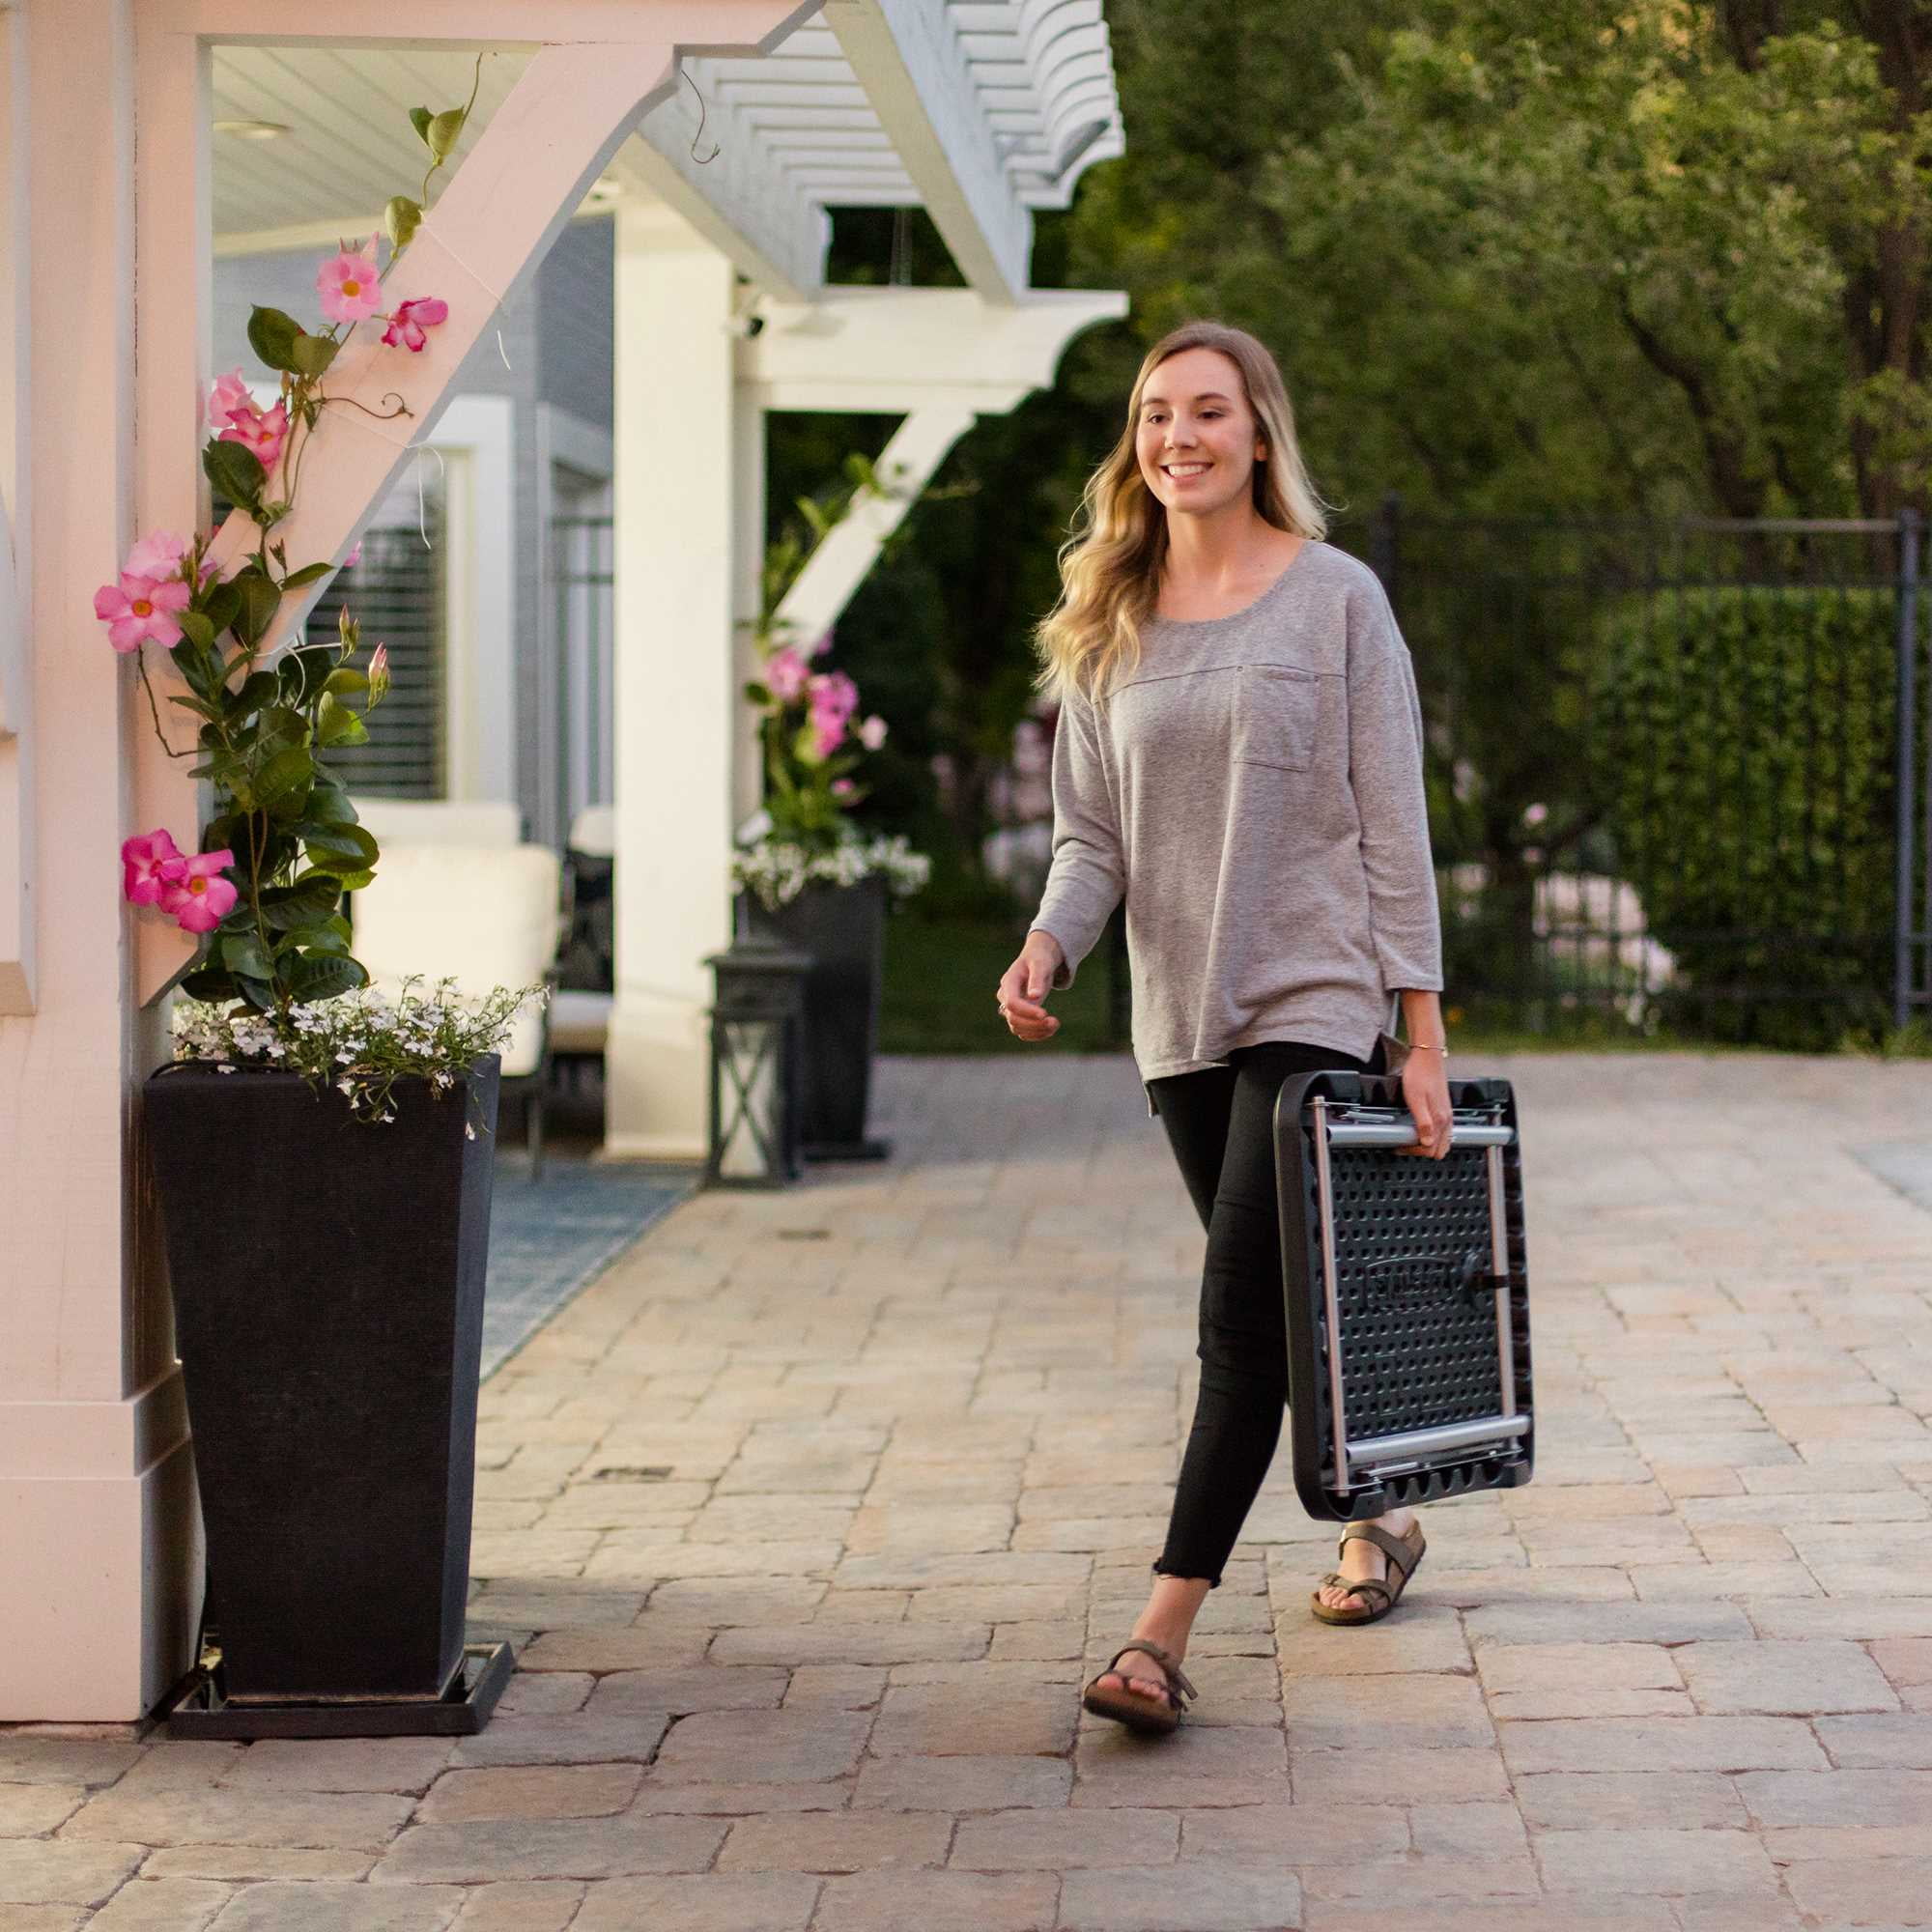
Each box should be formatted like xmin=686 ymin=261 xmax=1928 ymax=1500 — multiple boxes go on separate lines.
xmin=6 ymin=1050 xmax=1932 ymax=1930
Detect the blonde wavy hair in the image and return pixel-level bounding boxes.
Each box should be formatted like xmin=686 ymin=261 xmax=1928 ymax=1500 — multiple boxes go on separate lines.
xmin=1033 ymin=322 xmax=1333 ymax=705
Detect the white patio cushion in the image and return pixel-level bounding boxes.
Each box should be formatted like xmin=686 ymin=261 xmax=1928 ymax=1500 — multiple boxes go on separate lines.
xmin=352 ymin=797 xmax=523 ymax=847
xmin=568 ymin=804 xmax=616 ymax=858
xmin=350 ymin=842 xmax=561 ymax=1079
xmin=549 ymin=988 xmax=612 ymax=1055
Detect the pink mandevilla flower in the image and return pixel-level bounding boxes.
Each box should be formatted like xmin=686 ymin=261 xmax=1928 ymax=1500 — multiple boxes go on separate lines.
xmin=121 ymin=830 xmax=186 ymax=907
xmin=765 ymin=647 xmax=809 ymax=703
xmin=830 ymin=778 xmax=857 ymax=799
xmin=810 ymin=629 xmax=834 ymax=660
xmin=221 ymin=399 xmax=289 ymax=475
xmin=342 ymin=539 xmax=363 ymax=570
xmin=158 ymin=850 xmax=238 ymax=934
xmin=208 ymin=369 xmax=255 ymax=433
xmin=317 ymin=242 xmax=384 ymax=325
xmin=124 ymin=531 xmax=188 ymax=582
xmin=858 ymin=714 xmax=888 ymax=752
xmin=810 ymin=670 xmax=859 ymax=726
xmin=94 ymin=573 xmax=191 ymax=653
xmin=381 ymin=297 xmax=448 ymax=353
xmin=810 ymin=716 xmax=846 ymax=760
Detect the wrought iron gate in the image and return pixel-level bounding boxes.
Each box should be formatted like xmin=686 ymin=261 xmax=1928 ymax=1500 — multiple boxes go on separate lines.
xmin=1369 ymin=501 xmax=1929 ymax=1047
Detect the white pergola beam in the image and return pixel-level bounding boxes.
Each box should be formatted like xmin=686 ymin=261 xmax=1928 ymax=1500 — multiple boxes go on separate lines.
xmin=179 ymin=0 xmax=821 ymax=51
xmin=616 ymin=56 xmax=829 ymax=301
xmin=772 ymin=403 xmax=977 ymax=641
xmin=740 ymin=283 xmax=1126 ymax=413
xmin=820 ymin=0 xmax=1032 ymax=304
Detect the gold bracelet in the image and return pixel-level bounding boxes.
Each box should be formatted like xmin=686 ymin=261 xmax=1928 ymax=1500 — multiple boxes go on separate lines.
xmin=1407 ymin=1041 xmax=1449 ymax=1058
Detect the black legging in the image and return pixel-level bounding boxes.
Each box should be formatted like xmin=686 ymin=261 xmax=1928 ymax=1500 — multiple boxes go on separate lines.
xmin=1147 ymin=1036 xmax=1383 ymax=1588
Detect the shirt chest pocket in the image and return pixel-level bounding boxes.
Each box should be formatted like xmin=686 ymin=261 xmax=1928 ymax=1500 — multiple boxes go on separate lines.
xmin=1231 ymin=663 xmax=1319 ymax=773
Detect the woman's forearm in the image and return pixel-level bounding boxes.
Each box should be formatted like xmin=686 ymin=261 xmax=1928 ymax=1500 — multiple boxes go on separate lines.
xmin=1398 ymin=988 xmax=1448 ymax=1051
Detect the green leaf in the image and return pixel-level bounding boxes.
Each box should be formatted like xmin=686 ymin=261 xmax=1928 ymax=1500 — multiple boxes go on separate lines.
xmin=257 ymin=745 xmax=316 ymax=818
xmin=384 ymin=195 xmax=423 ymax=250
xmin=299 ymin=787 xmax=360 ymax=828
xmin=288 ymin=332 xmax=338 ymax=379
xmin=279 ymin=560 xmax=333 ymax=591
xmin=323 ymin=668 xmax=369 ymax=697
xmin=286 ymin=954 xmax=367 ymax=1002
xmin=300 ymin=821 xmax=380 ymax=872
xmin=180 ymin=965 xmax=237 ymax=1003
xmin=253 ymin=705 xmax=309 ymax=757
xmin=744 ymin=681 xmax=774 ymax=705
xmin=426 ymin=106 xmax=467 ymax=158
xmin=177 ymin=611 xmax=215 ymax=651
xmin=232 ymin=571 xmax=282 ymax=648
xmin=246 ymin=305 xmax=304 ymax=373
xmin=167 ymin=693 xmax=224 ymax=724
xmin=202 ymin=582 xmax=242 ymax=636
xmin=315 ymin=692 xmax=369 ymax=748
xmin=409 ymin=104 xmax=434 ymax=145
xmin=203 ymin=438 xmax=266 ymax=511
xmin=223 ymin=670 xmax=280 ymax=720
xmin=278 ymin=923 xmax=351 ymax=957
xmin=234 ymin=973 xmax=277 ymax=1013
xmin=333 ymin=867 xmax=377 ymax=892
xmin=220 ymin=931 xmax=274 ymax=981
xmin=277 ymin=644 xmax=337 ymax=706
xmin=259 ymin=878 xmax=341 ymax=930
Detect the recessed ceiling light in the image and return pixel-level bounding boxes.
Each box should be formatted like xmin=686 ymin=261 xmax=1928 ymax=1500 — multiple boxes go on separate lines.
xmin=213 ymin=119 xmax=293 ymax=141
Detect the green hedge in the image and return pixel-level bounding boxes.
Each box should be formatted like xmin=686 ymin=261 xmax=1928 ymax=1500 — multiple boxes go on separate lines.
xmin=1588 ymin=583 xmax=1922 ymax=1049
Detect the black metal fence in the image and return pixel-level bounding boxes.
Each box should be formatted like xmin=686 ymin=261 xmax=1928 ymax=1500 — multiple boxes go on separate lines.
xmin=1362 ymin=502 xmax=1929 ymax=1048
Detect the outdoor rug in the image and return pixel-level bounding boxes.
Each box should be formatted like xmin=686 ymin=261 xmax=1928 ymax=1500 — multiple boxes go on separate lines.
xmin=481 ymin=1152 xmax=699 ymax=1379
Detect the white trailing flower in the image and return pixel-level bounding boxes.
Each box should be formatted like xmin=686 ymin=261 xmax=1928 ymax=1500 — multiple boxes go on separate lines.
xmin=729 ymin=831 xmax=932 ymax=914
xmin=169 ymin=973 xmax=549 ymax=1127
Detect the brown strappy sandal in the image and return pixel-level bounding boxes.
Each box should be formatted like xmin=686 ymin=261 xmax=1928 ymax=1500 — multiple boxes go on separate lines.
xmin=1309 ymin=1519 xmax=1427 ymax=1626
xmin=1081 ymin=1638 xmax=1198 ymax=1735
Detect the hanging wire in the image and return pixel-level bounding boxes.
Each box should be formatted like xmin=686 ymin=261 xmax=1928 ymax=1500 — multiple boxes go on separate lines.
xmin=680 ymin=62 xmax=721 ymax=164
xmin=416 ymin=444 xmax=446 ymax=550
xmin=497 ymin=328 xmax=512 ymax=372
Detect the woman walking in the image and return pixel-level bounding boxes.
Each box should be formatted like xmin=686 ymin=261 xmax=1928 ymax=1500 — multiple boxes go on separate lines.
xmin=997 ymin=321 xmax=1453 ymax=1734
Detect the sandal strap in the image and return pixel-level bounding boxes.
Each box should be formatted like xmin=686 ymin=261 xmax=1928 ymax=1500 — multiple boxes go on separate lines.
xmin=1103 ymin=1639 xmax=1197 ymax=1704
xmin=1318 ymin=1571 xmax=1393 ymax=1611
xmin=1337 ymin=1520 xmax=1420 ymax=1584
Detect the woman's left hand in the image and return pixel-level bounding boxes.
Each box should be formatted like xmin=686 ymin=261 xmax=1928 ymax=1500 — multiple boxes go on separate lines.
xmin=1397 ymin=1049 xmax=1452 ymax=1160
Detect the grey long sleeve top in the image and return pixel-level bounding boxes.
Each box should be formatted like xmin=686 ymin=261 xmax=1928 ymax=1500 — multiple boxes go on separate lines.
xmin=1029 ymin=539 xmax=1443 ymax=1116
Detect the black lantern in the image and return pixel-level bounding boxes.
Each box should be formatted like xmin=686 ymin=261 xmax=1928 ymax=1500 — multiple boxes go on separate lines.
xmin=702 ymin=924 xmax=812 ymax=1187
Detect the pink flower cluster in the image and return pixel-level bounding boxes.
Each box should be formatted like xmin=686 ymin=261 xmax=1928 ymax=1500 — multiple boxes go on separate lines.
xmin=122 ymin=830 xmax=238 ymax=934
xmin=808 ymin=669 xmax=860 ymax=758
xmin=317 ymin=242 xmax=448 ymax=353
xmin=92 ymin=531 xmax=196 ymax=653
xmin=762 ymin=641 xmax=889 ymax=763
xmin=210 ymin=370 xmax=289 ymax=476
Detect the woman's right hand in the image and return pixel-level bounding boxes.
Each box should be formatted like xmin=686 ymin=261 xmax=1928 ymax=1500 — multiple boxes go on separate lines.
xmin=997 ymin=930 xmax=1065 ymax=1041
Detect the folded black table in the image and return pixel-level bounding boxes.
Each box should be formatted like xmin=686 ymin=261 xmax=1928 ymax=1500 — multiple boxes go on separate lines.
xmin=1273 ymin=1069 xmax=1534 ymax=1523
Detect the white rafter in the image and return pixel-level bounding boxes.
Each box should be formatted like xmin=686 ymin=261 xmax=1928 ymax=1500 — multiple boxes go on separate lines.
xmin=819 ymin=0 xmax=1028 ymax=302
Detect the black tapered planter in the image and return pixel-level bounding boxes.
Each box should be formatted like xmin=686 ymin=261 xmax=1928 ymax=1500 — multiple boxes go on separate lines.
xmin=143 ymin=1055 xmax=502 ymax=1717
xmin=740 ymin=872 xmax=890 ymax=1161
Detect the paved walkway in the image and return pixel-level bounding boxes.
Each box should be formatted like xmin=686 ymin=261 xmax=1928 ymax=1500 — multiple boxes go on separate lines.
xmin=5 ymin=1050 xmax=1932 ymax=1932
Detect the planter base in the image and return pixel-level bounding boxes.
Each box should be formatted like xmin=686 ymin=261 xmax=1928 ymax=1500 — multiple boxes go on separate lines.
xmin=802 ymin=1135 xmax=892 ymax=1163
xmin=156 ymin=1641 xmax=515 ymax=1741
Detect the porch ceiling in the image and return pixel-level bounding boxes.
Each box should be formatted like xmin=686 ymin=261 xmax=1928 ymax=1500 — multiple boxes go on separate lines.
xmin=211 ymin=2 xmax=1122 ymax=296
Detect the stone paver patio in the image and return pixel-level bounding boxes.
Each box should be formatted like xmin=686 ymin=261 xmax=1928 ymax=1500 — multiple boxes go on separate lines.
xmin=5 ymin=1049 xmax=1932 ymax=1932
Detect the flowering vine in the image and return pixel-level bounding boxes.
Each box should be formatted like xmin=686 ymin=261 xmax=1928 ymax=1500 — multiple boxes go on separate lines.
xmin=741 ymin=452 xmax=903 ymax=859
xmin=103 ymin=75 xmax=478 ymax=1016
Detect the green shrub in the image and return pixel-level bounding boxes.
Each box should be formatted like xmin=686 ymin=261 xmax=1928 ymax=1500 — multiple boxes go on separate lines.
xmin=1587 ymin=583 xmax=1924 ymax=1050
